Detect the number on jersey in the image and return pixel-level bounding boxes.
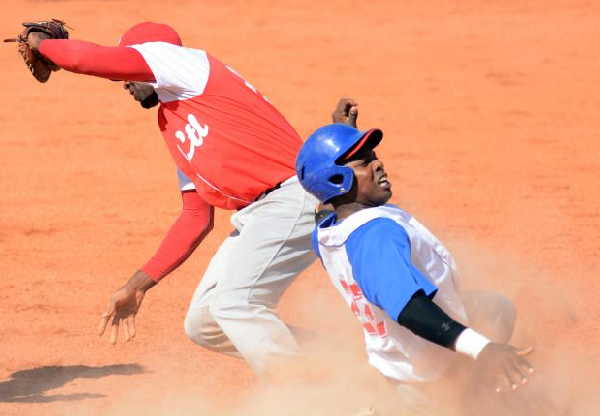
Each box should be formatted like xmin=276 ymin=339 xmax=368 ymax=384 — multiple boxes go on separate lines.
xmin=340 ymin=280 xmax=387 ymax=337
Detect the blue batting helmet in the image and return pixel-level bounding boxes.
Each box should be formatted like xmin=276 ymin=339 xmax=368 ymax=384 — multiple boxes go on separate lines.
xmin=296 ymin=124 xmax=382 ymax=202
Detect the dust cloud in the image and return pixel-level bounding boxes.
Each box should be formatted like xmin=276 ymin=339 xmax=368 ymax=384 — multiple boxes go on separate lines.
xmin=68 ymin=243 xmax=599 ymax=416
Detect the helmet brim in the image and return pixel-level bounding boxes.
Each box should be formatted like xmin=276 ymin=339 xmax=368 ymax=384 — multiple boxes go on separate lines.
xmin=338 ymin=128 xmax=383 ymax=162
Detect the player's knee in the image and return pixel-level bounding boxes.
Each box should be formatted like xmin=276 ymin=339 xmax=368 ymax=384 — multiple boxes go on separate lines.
xmin=183 ymin=308 xmax=203 ymax=342
xmin=208 ymin=292 xmax=258 ymax=322
xmin=183 ymin=307 xmax=222 ymax=349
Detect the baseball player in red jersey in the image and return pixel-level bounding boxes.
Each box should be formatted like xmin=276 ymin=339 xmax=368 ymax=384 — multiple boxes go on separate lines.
xmin=25 ymin=22 xmax=319 ymax=373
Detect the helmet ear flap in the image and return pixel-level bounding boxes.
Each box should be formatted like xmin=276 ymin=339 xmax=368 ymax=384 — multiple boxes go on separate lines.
xmin=328 ymin=174 xmax=345 ymax=185
xmin=320 ymin=165 xmax=355 ymax=202
xmin=300 ymin=165 xmax=353 ymax=203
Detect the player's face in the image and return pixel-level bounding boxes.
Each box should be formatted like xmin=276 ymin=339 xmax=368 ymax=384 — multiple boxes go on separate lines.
xmin=344 ymin=147 xmax=392 ymax=206
xmin=123 ymin=82 xmax=159 ymax=109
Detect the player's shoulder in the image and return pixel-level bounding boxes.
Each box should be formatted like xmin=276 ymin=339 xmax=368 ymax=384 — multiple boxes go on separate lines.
xmin=349 ymin=205 xmax=409 ymax=233
xmin=129 ymin=42 xmax=211 ymax=100
xmin=315 ymin=205 xmax=411 ymax=248
xmin=345 ymin=217 xmax=411 ymax=264
xmin=129 ymin=41 xmax=204 ymax=52
xmin=349 ymin=216 xmax=409 ymax=242
xmin=129 ymin=42 xmax=208 ymax=64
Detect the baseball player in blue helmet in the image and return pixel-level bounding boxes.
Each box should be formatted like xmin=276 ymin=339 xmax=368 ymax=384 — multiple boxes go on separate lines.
xmin=298 ymin=99 xmax=535 ymax=414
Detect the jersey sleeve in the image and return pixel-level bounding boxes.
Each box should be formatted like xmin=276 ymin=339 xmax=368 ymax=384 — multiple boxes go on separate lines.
xmin=129 ymin=42 xmax=210 ymax=102
xmin=38 ymin=39 xmax=155 ymax=81
xmin=345 ymin=218 xmax=438 ymax=321
xmin=140 ymin=190 xmax=213 ymax=281
xmin=177 ymin=168 xmax=197 ymax=191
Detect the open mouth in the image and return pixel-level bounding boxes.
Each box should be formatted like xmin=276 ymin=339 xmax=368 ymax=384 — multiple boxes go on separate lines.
xmin=377 ymin=174 xmax=391 ymax=190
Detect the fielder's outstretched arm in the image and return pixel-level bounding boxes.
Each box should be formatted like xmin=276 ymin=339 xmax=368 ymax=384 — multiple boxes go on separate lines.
xmin=38 ymin=38 xmax=155 ymax=81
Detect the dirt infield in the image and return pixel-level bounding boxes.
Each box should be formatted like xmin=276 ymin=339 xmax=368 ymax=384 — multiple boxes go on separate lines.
xmin=1 ymin=1 xmax=599 ymax=415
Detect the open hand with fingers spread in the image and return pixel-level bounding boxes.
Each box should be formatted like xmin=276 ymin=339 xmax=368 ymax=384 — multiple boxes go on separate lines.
xmin=476 ymin=343 xmax=534 ymax=393
xmin=98 ymin=270 xmax=156 ymax=344
xmin=331 ymin=97 xmax=359 ymax=127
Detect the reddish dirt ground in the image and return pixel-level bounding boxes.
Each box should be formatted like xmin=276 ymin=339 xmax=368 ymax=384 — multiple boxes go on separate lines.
xmin=1 ymin=1 xmax=599 ymax=415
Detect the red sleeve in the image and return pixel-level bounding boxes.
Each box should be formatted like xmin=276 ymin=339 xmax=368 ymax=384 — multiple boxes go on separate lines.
xmin=141 ymin=191 xmax=214 ymax=282
xmin=38 ymin=39 xmax=155 ymax=82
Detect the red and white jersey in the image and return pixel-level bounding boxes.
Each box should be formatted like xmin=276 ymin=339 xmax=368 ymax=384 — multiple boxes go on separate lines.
xmin=130 ymin=42 xmax=302 ymax=210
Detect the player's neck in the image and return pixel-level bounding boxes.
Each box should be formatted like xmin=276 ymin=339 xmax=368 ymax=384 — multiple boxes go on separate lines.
xmin=335 ymin=202 xmax=377 ymax=222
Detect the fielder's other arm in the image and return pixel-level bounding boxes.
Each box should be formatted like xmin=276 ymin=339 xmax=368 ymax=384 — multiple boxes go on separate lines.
xmin=98 ymin=270 xmax=155 ymax=344
xmin=99 ymin=190 xmax=214 ymax=344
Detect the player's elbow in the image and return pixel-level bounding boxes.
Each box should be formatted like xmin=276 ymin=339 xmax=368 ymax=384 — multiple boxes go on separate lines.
xmin=187 ymin=212 xmax=214 ymax=247
xmin=205 ymin=213 xmax=215 ymax=234
xmin=57 ymin=44 xmax=101 ymax=74
xmin=192 ymin=220 xmax=213 ymax=246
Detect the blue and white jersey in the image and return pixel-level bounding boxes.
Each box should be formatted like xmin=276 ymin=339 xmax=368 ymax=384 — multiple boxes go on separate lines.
xmin=314 ymin=204 xmax=468 ymax=382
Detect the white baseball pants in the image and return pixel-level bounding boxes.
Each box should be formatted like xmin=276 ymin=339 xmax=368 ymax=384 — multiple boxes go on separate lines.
xmin=183 ymin=176 xmax=318 ymax=373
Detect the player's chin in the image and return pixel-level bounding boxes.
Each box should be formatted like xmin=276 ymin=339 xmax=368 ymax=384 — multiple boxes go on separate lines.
xmin=381 ymin=189 xmax=393 ymax=204
xmin=370 ymin=189 xmax=392 ymax=206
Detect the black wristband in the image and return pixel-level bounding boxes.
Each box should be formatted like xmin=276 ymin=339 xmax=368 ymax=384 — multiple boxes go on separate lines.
xmin=396 ymin=290 xmax=467 ymax=349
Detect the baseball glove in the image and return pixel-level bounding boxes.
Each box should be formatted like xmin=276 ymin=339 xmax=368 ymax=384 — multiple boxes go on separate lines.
xmin=3 ymin=19 xmax=70 ymax=83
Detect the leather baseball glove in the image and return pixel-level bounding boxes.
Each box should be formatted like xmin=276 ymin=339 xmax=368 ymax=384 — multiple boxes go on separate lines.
xmin=4 ymin=19 xmax=70 ymax=83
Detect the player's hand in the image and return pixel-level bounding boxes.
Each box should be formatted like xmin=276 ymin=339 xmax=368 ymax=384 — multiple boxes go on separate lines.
xmin=98 ymin=270 xmax=156 ymax=344
xmin=26 ymin=31 xmax=50 ymax=51
xmin=332 ymin=97 xmax=358 ymax=128
xmin=476 ymin=343 xmax=534 ymax=393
